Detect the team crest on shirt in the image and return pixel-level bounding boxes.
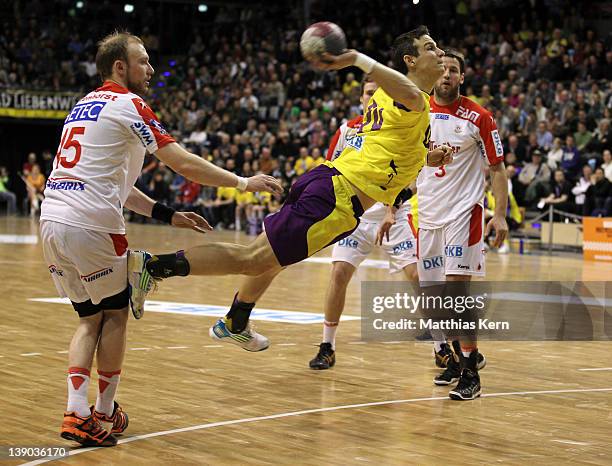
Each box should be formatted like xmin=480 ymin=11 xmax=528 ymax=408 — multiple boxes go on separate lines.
xmin=454 ymin=125 xmax=463 ymax=134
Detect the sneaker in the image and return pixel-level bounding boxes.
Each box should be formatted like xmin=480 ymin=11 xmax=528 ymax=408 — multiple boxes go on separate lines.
xmin=449 ymin=368 xmax=481 ymax=400
xmin=209 ymin=317 xmax=269 ymax=352
xmin=93 ymin=401 xmax=129 ymax=434
xmin=434 ymin=350 xmax=461 ymax=386
xmin=60 ymin=411 xmax=117 ymax=447
xmin=309 ymin=343 xmax=336 ymax=370
xmin=127 ymin=250 xmax=155 ymax=319
xmin=497 ymin=242 xmax=510 ymax=254
xmin=477 ymin=352 xmax=487 ymax=371
xmin=434 ymin=343 xmax=453 ymax=368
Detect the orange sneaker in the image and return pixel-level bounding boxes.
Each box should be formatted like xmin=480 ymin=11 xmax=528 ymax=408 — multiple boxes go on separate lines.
xmin=60 ymin=411 xmax=117 ymax=447
xmin=93 ymin=401 xmax=129 ymax=434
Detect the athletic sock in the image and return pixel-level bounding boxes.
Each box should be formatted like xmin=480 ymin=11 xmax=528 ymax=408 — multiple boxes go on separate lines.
xmin=67 ymin=367 xmax=91 ymax=417
xmin=225 ymin=293 xmax=255 ymax=333
xmin=95 ymin=370 xmax=121 ymax=417
xmin=146 ymin=250 xmax=190 ymax=278
xmin=322 ymin=320 xmax=339 ymax=350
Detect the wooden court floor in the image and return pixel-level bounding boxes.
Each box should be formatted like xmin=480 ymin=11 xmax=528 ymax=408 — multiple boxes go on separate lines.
xmin=0 ymin=217 xmax=610 ymax=465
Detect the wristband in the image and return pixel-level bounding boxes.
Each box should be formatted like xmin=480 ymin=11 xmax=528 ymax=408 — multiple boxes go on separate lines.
xmin=393 ymin=188 xmax=413 ymax=208
xmin=236 ymin=176 xmax=248 ymax=191
xmin=354 ymin=53 xmax=377 ymax=74
xmin=151 ymin=202 xmax=175 ymax=224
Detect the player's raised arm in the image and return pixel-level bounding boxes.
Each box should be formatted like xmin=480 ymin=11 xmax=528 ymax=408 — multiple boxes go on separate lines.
xmin=155 ymin=142 xmax=283 ymax=195
xmin=307 ymin=26 xmax=444 ymax=112
xmin=311 ymin=50 xmax=425 ymax=112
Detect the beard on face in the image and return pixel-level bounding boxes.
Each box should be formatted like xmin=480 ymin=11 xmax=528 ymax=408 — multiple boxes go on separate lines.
xmin=435 ymin=82 xmax=459 ymax=100
xmin=126 ymin=65 xmax=148 ymax=95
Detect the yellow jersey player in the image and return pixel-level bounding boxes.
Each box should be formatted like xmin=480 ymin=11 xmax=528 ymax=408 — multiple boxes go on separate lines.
xmin=135 ymin=25 xmax=453 ymax=351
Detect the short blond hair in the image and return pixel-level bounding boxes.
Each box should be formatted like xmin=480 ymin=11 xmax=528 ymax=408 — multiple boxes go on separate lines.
xmin=95 ymin=31 xmax=143 ymax=80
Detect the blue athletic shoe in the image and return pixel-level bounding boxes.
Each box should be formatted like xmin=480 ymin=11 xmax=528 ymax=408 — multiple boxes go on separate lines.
xmin=127 ymin=250 xmax=155 ymax=319
xmin=209 ymin=317 xmax=269 ymax=352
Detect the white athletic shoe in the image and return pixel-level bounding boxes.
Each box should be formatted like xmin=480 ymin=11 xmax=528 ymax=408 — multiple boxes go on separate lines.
xmin=209 ymin=317 xmax=269 ymax=351
xmin=127 ymin=250 xmax=155 ymax=319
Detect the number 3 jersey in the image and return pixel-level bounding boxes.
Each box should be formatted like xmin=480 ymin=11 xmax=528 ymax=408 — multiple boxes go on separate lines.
xmin=416 ymin=95 xmax=504 ymax=229
xmin=331 ymin=87 xmax=430 ymax=206
xmin=41 ymin=81 xmax=175 ymax=234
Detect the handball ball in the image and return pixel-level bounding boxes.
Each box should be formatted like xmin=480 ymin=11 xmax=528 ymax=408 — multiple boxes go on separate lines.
xmin=300 ymin=22 xmax=347 ymax=60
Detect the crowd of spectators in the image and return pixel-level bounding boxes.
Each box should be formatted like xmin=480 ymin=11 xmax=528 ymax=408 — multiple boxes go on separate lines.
xmin=1 ymin=0 xmax=611 ymax=228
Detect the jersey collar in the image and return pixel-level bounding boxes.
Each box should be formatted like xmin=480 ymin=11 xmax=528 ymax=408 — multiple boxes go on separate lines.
xmin=96 ymin=81 xmax=129 ymax=94
xmin=431 ymin=95 xmax=462 ymax=114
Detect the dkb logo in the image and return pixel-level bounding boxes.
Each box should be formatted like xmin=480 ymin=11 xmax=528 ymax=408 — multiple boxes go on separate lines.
xmin=423 ymin=256 xmax=443 ymax=269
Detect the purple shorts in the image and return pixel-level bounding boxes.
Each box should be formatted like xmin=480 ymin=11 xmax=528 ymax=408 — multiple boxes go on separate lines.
xmin=264 ymin=164 xmax=364 ymax=266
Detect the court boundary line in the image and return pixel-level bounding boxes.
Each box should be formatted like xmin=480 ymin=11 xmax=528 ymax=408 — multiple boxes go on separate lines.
xmin=22 ymin=386 xmax=612 ymax=465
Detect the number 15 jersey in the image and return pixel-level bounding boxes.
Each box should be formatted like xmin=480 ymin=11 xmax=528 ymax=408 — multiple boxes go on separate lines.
xmin=331 ymin=87 xmax=431 ymax=206
xmin=41 ymin=81 xmax=175 ymax=234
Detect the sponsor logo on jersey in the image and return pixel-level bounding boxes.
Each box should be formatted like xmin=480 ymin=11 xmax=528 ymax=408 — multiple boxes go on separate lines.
xmin=130 ymin=121 xmax=155 ymax=148
xmin=338 ymin=238 xmax=359 ymax=248
xmin=48 ymin=264 xmax=64 ymax=276
xmin=456 ymin=105 xmax=480 ymax=123
xmin=457 ymin=264 xmax=470 ymax=270
xmin=434 ymin=113 xmax=450 ymax=120
xmin=80 ymin=267 xmax=113 ymax=283
xmin=392 ymin=240 xmax=414 ymax=255
xmin=346 ymin=134 xmax=364 ymax=151
xmin=46 ymin=177 xmax=86 ymax=191
xmin=149 ymin=118 xmax=169 ymax=135
xmin=422 ymin=255 xmax=443 ymax=269
xmin=491 ymin=129 xmax=504 ymax=156
xmin=65 ymin=101 xmax=107 ymax=123
xmin=445 ymin=245 xmax=463 ymax=257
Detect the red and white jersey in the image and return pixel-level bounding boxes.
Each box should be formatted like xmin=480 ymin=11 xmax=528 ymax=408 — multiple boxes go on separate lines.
xmin=327 ymin=115 xmax=411 ymax=223
xmin=41 ymin=81 xmax=175 ymax=234
xmin=417 ymin=95 xmax=504 ymax=229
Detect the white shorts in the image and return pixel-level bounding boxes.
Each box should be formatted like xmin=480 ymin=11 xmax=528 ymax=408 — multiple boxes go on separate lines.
xmin=40 ymin=220 xmax=128 ymax=305
xmin=417 ymin=205 xmax=486 ymax=282
xmin=331 ymin=220 xmax=417 ymax=273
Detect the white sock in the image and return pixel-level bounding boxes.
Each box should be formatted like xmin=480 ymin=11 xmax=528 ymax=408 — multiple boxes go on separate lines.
xmin=322 ymin=320 xmax=339 ymax=350
xmin=95 ymin=370 xmax=121 ymax=417
xmin=67 ymin=367 xmax=91 ymax=417
xmin=462 ymin=350 xmax=475 ymax=358
xmin=433 ymin=340 xmax=446 ymax=353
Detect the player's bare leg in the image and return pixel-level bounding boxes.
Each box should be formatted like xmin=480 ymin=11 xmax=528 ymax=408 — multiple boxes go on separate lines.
xmin=62 ymin=313 xmax=116 ymax=447
xmin=92 ymin=307 xmax=130 ymax=434
xmin=401 ymin=263 xmax=418 ymax=282
xmin=139 ymin=233 xmax=281 ymax=351
xmin=310 ymin=261 xmax=356 ymax=370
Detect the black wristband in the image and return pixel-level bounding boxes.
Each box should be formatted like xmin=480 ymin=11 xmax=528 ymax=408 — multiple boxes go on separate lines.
xmin=151 ymin=202 xmax=175 ymax=224
xmin=393 ymin=188 xmax=413 ymax=208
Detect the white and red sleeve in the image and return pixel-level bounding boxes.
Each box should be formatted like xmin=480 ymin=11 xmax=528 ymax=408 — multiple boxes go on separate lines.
xmin=124 ymin=97 xmax=175 ymax=153
xmin=478 ymin=111 xmax=504 ymax=166
xmin=326 ymin=127 xmax=343 ymax=161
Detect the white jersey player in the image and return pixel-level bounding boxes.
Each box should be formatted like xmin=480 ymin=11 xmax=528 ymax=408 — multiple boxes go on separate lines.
xmin=41 ymin=31 xmax=282 ymax=447
xmin=416 ymin=50 xmax=508 ymax=400
xmin=309 ymin=78 xmax=418 ymax=370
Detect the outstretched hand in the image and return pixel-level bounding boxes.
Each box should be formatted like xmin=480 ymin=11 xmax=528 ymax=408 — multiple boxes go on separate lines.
xmin=246 ymin=174 xmax=284 ymax=196
xmin=171 ymin=211 xmax=212 ymax=234
xmin=307 ymin=50 xmax=358 ymax=71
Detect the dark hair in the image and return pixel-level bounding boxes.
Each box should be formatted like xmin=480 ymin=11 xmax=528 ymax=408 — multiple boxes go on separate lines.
xmin=359 ymin=75 xmax=375 ymax=96
xmin=391 ymin=25 xmax=430 ymax=74
xmin=443 ymin=48 xmax=465 ymax=73
xmin=95 ymin=31 xmax=143 ymax=80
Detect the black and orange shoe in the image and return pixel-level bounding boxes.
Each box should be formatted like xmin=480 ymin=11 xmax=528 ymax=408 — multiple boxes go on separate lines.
xmin=93 ymin=401 xmax=129 ymax=434
xmin=309 ymin=342 xmax=335 ymax=370
xmin=60 ymin=411 xmax=117 ymax=447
